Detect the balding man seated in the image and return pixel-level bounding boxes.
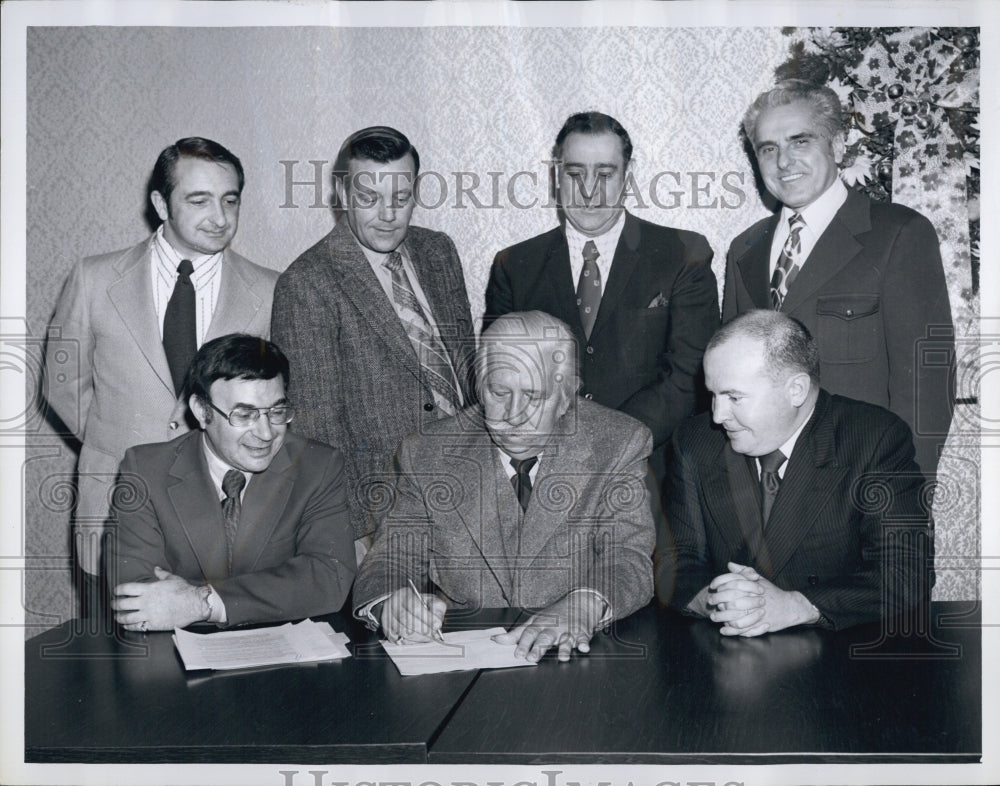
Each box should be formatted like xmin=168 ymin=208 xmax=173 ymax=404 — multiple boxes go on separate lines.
xmin=354 ymin=311 xmax=656 ymax=662
xmin=656 ymin=310 xmax=933 ymax=635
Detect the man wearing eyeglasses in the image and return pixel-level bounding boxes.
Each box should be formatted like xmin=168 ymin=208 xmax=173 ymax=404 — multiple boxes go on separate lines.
xmin=109 ymin=333 xmax=356 ymax=631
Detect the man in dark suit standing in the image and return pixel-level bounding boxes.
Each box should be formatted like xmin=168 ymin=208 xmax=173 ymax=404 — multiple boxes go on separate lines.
xmin=723 ymin=80 xmax=954 ymax=480
xmin=272 ymin=127 xmax=475 ymax=558
xmin=354 ymin=311 xmax=655 ymax=662
xmin=45 ymin=137 xmax=278 ymax=614
xmin=485 ymin=112 xmax=719 ymax=486
xmin=110 ymin=334 xmax=355 ymax=631
xmin=656 ymin=311 xmax=933 ymax=635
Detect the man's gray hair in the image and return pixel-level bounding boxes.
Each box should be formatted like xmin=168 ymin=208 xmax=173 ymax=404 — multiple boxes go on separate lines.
xmin=476 ymin=311 xmax=580 ymax=400
xmin=742 ymin=79 xmax=845 ymax=145
xmin=709 ymin=310 xmax=820 ymax=385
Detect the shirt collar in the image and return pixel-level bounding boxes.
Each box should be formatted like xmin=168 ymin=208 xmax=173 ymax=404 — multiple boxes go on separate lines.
xmin=781 ymin=177 xmax=848 ymax=232
xmin=153 ymin=224 xmax=219 ymax=270
xmin=564 ymin=209 xmax=626 ymax=258
xmin=201 ymin=434 xmax=252 ymax=499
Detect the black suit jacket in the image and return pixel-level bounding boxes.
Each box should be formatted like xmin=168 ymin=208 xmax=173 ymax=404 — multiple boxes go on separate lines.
xmin=723 ymin=189 xmax=954 ymax=479
xmin=656 ymin=390 xmax=934 ymax=630
xmin=485 ymin=212 xmax=719 ymax=481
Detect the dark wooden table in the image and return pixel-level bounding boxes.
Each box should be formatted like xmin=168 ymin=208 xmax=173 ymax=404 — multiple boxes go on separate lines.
xmin=24 ymin=610 xmax=492 ymax=764
xmin=25 ymin=602 xmax=980 ymax=764
xmin=428 ymin=601 xmax=982 ymax=764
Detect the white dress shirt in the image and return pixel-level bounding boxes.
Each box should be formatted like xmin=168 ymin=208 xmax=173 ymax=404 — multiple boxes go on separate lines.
xmin=769 ymin=178 xmax=849 ymax=279
xmin=150 ymin=225 xmax=223 ymax=345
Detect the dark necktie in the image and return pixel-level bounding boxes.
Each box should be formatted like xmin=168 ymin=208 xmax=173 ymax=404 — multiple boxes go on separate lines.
xmin=383 ymin=251 xmax=461 ymax=415
xmin=759 ymin=449 xmax=786 ymax=526
xmin=221 ymin=469 xmax=246 ymax=572
xmin=510 ymin=456 xmax=538 ymax=513
xmin=576 ymin=240 xmax=602 ymax=339
xmin=770 ymin=213 xmax=805 ymax=310
xmin=162 ymin=258 xmax=196 ymax=395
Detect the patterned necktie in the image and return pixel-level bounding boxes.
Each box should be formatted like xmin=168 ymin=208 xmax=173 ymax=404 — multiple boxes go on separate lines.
xmin=384 ymin=251 xmax=462 ymax=415
xmin=576 ymin=240 xmax=602 ymax=339
xmin=221 ymin=469 xmax=246 ymax=572
xmin=770 ymin=213 xmax=806 ymax=310
xmin=162 ymin=259 xmax=196 ymax=395
xmin=510 ymin=456 xmax=538 ymax=513
xmin=759 ymin=449 xmax=786 ymax=526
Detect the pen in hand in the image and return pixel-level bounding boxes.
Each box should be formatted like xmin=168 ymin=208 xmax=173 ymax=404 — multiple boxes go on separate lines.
xmin=407 ymin=578 xmax=445 ymax=643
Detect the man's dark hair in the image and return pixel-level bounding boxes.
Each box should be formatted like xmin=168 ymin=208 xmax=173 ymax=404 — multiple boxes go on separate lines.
xmin=552 ymin=111 xmax=633 ymax=166
xmin=709 ymin=310 xmax=820 ymax=384
xmin=332 ymin=125 xmax=420 ymax=196
xmin=182 ymin=333 xmax=290 ymax=403
xmin=150 ymin=137 xmax=245 ymax=206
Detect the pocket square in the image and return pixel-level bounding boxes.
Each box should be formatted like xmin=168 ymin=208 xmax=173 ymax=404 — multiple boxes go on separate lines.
xmin=647 ymin=293 xmax=669 ymax=308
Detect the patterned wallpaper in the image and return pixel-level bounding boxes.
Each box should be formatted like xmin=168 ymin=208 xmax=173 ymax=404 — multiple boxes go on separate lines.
xmin=21 ymin=25 xmax=977 ymax=631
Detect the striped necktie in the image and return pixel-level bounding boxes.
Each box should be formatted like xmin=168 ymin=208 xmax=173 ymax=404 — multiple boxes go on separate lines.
xmin=384 ymin=251 xmax=462 ymax=415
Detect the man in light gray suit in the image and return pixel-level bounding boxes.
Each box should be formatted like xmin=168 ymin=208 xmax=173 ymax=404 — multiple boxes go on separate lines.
xmin=271 ymin=126 xmax=475 ymax=558
xmin=45 ymin=137 xmax=277 ymax=613
xmin=354 ymin=312 xmax=656 ymax=663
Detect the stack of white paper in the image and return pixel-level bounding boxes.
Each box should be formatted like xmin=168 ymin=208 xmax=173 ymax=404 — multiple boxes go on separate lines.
xmin=381 ymin=627 xmax=537 ymax=676
xmin=173 ymin=619 xmax=351 ymax=671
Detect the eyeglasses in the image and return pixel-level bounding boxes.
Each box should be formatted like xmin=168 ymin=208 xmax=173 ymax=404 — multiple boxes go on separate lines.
xmin=204 ymin=399 xmax=295 ymax=427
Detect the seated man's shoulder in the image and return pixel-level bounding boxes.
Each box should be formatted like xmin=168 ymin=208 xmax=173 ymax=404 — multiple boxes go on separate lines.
xmin=281 ymin=431 xmax=344 ymax=464
xmin=672 ymin=410 xmax=721 ymax=452
xmin=577 ymin=398 xmax=653 ymax=447
xmin=827 ymin=393 xmax=911 ymax=440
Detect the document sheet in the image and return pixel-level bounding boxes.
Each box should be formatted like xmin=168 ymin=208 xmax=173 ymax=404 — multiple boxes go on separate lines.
xmin=173 ymin=619 xmax=351 ymax=670
xmin=380 ymin=626 xmax=538 ymax=676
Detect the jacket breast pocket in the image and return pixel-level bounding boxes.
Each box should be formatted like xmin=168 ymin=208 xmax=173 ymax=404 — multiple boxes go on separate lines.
xmin=815 ymin=295 xmax=881 ymax=364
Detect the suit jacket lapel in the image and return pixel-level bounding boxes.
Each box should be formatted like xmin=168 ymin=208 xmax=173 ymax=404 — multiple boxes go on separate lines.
xmin=235 ymin=441 xmax=295 ymax=571
xmin=590 ymin=212 xmax=640 ymax=339
xmin=541 ymin=232 xmax=588 ymax=344
xmin=718 ymin=444 xmax=776 ymax=575
xmin=763 ymin=392 xmax=847 ymax=577
xmin=780 ymin=191 xmax=868 ymax=315
xmin=735 ymin=215 xmax=778 ymax=310
xmin=449 ymin=430 xmax=514 ymax=602
xmin=407 ymin=231 xmax=473 ymax=399
xmin=166 ymin=434 xmax=229 ymax=579
xmin=205 ymin=250 xmax=267 ymax=339
xmin=328 ymin=221 xmax=425 ymax=384
xmin=517 ymin=415 xmax=590 ymax=564
xmin=107 ymin=241 xmax=175 ymax=395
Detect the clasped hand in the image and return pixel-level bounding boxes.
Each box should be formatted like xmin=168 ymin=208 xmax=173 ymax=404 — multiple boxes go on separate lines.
xmin=112 ymin=566 xmax=208 ymax=631
xmin=492 ymin=592 xmax=604 ymax=662
xmin=702 ymin=561 xmax=819 ymax=637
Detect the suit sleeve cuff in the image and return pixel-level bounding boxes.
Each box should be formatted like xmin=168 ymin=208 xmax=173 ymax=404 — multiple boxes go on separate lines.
xmin=355 ymin=593 xmax=392 ymax=631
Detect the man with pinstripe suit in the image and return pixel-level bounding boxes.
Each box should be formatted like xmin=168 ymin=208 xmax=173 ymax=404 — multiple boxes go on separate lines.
xmin=655 ymin=310 xmax=933 ymax=635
